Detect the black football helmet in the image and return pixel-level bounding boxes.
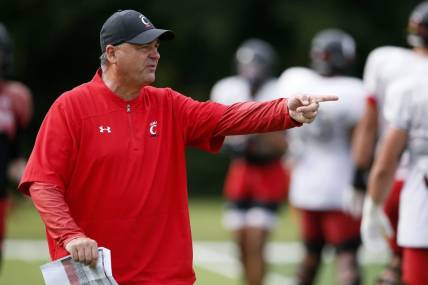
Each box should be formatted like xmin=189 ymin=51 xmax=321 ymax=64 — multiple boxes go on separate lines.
xmin=0 ymin=23 xmax=13 ymax=75
xmin=407 ymin=1 xmax=428 ymax=48
xmin=310 ymin=29 xmax=356 ymax=76
xmin=235 ymin=38 xmax=277 ymax=89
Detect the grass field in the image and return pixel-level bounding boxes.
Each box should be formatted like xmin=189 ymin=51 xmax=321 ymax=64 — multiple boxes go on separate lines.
xmin=0 ymin=197 xmax=385 ymax=285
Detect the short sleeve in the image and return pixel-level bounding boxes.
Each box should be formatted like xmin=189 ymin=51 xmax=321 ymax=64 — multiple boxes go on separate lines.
xmin=342 ymin=81 xmax=366 ymax=127
xmin=384 ymin=79 xmax=413 ymax=131
xmin=171 ymin=89 xmax=227 ymax=152
xmin=209 ymin=77 xmax=250 ymax=105
xmin=363 ymin=47 xmax=405 ymax=103
xmin=277 ymin=67 xmax=315 ymax=99
xmin=210 ymin=79 xmax=230 ymax=104
xmin=18 ymin=99 xmax=79 ymax=195
xmin=363 ymin=51 xmax=378 ymax=96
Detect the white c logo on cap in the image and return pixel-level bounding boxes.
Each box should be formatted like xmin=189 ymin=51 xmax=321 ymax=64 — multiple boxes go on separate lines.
xmin=139 ymin=15 xmax=151 ymax=27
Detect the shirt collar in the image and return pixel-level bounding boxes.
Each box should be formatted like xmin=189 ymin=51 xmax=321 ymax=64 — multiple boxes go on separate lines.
xmin=91 ymin=69 xmax=144 ymax=108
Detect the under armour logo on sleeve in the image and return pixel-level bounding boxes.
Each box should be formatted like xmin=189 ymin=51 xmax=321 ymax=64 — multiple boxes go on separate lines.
xmin=99 ymin=126 xmax=112 ymax=133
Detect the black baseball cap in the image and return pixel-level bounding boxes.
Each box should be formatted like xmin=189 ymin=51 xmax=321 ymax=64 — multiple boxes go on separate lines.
xmin=100 ymin=9 xmax=174 ymax=52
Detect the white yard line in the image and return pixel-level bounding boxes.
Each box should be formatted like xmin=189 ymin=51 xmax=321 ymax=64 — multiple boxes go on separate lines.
xmin=193 ymin=241 xmax=389 ymax=284
xmin=194 ymin=241 xmax=390 ymax=264
xmin=4 ymin=239 xmax=49 ymax=261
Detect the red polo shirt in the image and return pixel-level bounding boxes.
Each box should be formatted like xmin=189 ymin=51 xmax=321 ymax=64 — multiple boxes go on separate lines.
xmin=19 ymin=70 xmax=299 ymax=284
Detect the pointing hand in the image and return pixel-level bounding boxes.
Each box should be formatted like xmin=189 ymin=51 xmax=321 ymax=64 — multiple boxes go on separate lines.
xmin=288 ymin=94 xmax=339 ymax=123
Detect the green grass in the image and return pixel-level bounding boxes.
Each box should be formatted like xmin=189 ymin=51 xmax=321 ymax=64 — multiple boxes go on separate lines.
xmin=189 ymin=197 xmax=300 ymax=241
xmin=195 ymin=266 xmax=240 ymax=285
xmin=1 ymin=197 xmax=384 ymax=285
xmin=6 ymin=197 xmax=45 ymax=239
xmin=0 ymin=259 xmax=384 ymax=285
xmin=269 ymin=263 xmax=384 ymax=285
xmin=0 ymin=260 xmax=47 ymax=285
xmin=6 ymin=197 xmax=299 ymax=241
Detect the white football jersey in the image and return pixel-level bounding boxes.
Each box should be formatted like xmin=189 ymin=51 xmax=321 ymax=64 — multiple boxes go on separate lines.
xmin=277 ymin=67 xmax=365 ymax=210
xmin=364 ymin=46 xmax=428 ymax=180
xmin=363 ymin=46 xmax=428 ymax=133
xmin=210 ymin=76 xmax=280 ymax=147
xmin=385 ymin=76 xmax=428 ymax=247
xmin=210 ymin=76 xmax=279 ymax=105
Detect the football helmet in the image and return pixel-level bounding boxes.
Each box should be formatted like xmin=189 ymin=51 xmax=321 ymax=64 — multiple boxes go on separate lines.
xmin=310 ymin=29 xmax=356 ymax=76
xmin=407 ymin=1 xmax=428 ymax=48
xmin=235 ymin=38 xmax=277 ymax=87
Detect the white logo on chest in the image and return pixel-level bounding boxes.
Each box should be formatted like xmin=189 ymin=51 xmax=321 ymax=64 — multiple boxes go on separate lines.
xmin=99 ymin=126 xmax=112 ymax=133
xmin=149 ymin=121 xmax=157 ymax=136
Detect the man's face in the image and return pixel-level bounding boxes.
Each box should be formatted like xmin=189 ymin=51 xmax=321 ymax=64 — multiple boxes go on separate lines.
xmin=112 ymin=40 xmax=160 ymax=86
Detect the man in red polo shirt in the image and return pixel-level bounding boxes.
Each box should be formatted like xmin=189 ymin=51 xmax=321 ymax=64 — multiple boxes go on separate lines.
xmin=19 ymin=9 xmax=336 ymax=285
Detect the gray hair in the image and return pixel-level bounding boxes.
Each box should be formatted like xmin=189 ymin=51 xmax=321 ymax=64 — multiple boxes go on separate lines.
xmin=100 ymin=52 xmax=108 ymax=67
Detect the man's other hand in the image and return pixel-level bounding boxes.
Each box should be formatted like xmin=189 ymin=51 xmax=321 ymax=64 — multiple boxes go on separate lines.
xmin=65 ymin=237 xmax=99 ymax=267
xmin=288 ymin=94 xmax=338 ymax=123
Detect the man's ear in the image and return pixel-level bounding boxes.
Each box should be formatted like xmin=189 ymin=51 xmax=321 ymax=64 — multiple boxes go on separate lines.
xmin=105 ymin=45 xmax=117 ymax=64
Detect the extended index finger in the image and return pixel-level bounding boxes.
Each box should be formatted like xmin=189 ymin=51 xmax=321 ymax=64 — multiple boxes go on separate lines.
xmin=312 ymin=95 xmax=339 ymax=103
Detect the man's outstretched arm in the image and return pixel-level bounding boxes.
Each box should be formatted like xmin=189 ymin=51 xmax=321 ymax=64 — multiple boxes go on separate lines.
xmin=213 ymin=95 xmax=338 ymax=136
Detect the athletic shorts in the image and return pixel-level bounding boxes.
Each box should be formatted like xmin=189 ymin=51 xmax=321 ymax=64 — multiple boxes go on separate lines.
xmin=223 ymin=200 xmax=280 ymax=231
xmin=299 ymin=209 xmax=361 ymax=246
xmin=383 ymin=179 xmax=404 ymax=256
xmin=223 ymin=159 xmax=290 ymax=202
xmin=0 ymin=199 xmax=8 ymax=246
xmin=402 ymin=247 xmax=428 ymax=285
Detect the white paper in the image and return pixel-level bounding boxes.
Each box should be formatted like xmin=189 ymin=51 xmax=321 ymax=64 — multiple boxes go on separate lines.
xmin=40 ymin=247 xmax=118 ymax=285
